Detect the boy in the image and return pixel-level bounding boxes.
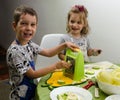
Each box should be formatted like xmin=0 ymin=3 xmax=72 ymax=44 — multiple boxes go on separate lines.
xmin=7 ymin=5 xmax=78 ymax=100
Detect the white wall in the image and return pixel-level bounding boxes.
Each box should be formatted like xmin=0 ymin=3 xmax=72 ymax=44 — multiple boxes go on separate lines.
xmin=1 ymin=0 xmax=120 ymax=64
xmin=36 ymin=0 xmax=120 ymax=64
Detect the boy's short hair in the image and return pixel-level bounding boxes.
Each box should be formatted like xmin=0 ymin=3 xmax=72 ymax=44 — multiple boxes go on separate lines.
xmin=13 ymin=5 xmax=38 ymax=24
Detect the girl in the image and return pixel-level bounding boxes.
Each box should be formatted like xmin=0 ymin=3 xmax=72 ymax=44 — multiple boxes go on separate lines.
xmin=6 ymin=5 xmax=78 ymax=100
xmin=58 ymin=5 xmax=102 ymax=62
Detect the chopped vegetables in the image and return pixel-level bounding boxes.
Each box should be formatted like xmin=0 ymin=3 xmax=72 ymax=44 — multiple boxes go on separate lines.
xmin=97 ymin=67 xmax=120 ymax=85
xmin=85 ymin=70 xmax=95 ymax=75
xmin=47 ymin=71 xmax=73 ymax=87
xmin=92 ymin=66 xmax=100 ymax=70
xmin=47 ymin=71 xmax=87 ymax=87
xmin=57 ymin=80 xmax=65 ymax=85
xmin=57 ymin=92 xmax=79 ymax=100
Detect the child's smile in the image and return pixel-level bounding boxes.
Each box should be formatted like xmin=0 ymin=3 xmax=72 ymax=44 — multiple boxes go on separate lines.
xmin=68 ymin=13 xmax=84 ymax=35
xmin=23 ymin=32 xmax=33 ymax=38
xmin=13 ymin=13 xmax=37 ymax=45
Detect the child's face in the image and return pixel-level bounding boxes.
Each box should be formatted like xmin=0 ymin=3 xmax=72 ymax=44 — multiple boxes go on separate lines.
xmin=68 ymin=13 xmax=84 ymax=35
xmin=13 ymin=13 xmax=37 ymax=45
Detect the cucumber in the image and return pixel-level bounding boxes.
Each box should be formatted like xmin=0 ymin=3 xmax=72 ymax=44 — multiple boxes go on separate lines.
xmin=41 ymin=84 xmax=49 ymax=87
xmin=57 ymin=80 xmax=65 ymax=85
xmin=48 ymin=85 xmax=53 ymax=90
xmin=92 ymin=66 xmax=100 ymax=70
xmin=85 ymin=70 xmax=95 ymax=75
xmin=57 ymin=93 xmax=67 ymax=100
xmin=57 ymin=92 xmax=78 ymax=100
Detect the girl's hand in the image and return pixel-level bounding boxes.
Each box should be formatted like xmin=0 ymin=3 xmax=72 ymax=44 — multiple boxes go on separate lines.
xmin=55 ymin=61 xmax=71 ymax=69
xmin=65 ymin=42 xmax=79 ymax=51
xmin=92 ymin=49 xmax=102 ymax=56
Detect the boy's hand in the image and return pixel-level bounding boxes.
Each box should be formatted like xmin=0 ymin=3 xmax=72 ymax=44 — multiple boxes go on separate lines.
xmin=65 ymin=42 xmax=79 ymax=51
xmin=55 ymin=61 xmax=71 ymax=69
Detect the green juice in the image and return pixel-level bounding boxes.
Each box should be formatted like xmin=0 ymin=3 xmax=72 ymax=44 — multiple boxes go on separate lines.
xmin=64 ymin=49 xmax=84 ymax=81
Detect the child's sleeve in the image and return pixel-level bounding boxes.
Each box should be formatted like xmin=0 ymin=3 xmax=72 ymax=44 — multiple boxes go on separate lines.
xmin=12 ymin=49 xmax=31 ymax=75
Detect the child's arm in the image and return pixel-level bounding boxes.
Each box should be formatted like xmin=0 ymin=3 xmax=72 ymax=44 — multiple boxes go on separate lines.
xmin=39 ymin=42 xmax=79 ymax=57
xmin=25 ymin=60 xmax=71 ymax=78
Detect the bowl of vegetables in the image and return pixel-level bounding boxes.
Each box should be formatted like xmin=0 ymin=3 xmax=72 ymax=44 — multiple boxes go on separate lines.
xmin=96 ymin=68 xmax=120 ymax=95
